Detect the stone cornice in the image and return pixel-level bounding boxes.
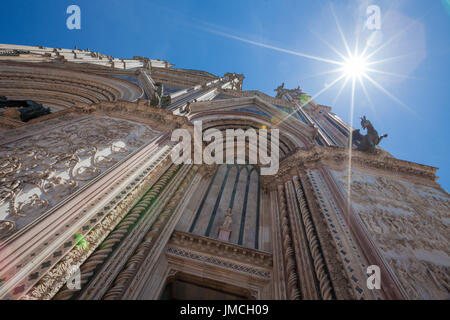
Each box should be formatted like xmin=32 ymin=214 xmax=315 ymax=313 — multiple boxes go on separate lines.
xmin=169 ymin=231 xmax=273 ymax=270
xmin=74 ymin=99 xmax=192 ymax=130
xmin=0 ymin=44 xmax=172 ymax=70
xmin=218 ymin=88 xmax=294 ymax=108
xmin=263 ymin=145 xmax=438 ymax=186
xmin=150 ymin=67 xmax=219 ymax=87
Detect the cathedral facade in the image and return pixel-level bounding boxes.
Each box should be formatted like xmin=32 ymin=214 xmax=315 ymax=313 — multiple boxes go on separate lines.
xmin=0 ymin=44 xmax=448 ymax=300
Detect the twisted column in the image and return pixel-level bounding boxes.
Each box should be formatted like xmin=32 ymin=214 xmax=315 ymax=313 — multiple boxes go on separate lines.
xmin=53 ymin=165 xmax=180 ymax=300
xmin=102 ymin=165 xmax=197 ymax=300
xmin=277 ymin=184 xmax=301 ymax=300
xmin=284 ymin=180 xmax=319 ymax=300
xmin=293 ymin=176 xmax=334 ymax=300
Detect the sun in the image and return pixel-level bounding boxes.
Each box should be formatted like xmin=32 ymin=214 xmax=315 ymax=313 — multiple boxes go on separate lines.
xmin=342 ymin=55 xmax=368 ymax=78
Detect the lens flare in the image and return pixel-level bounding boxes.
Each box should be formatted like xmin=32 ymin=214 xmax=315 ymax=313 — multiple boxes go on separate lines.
xmin=343 ymin=55 xmax=368 ymax=78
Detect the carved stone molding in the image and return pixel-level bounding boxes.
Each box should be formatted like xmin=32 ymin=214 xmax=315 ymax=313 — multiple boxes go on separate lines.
xmin=217 ymin=88 xmax=294 ymax=108
xmin=150 ymin=67 xmax=218 ymax=88
xmin=164 ymin=231 xmax=272 ymax=299
xmin=283 ymin=180 xmax=317 ymax=299
xmin=276 ymin=184 xmax=301 ymax=299
xmin=74 ymin=99 xmax=192 ymax=131
xmin=292 ymin=176 xmax=333 ymax=299
xmin=81 ymin=164 xmax=193 ymax=300
xmin=0 ymin=61 xmax=144 ymax=105
xmin=299 ymin=171 xmax=356 ymax=300
xmin=167 ymin=247 xmax=270 ymax=279
xmin=19 ymin=145 xmax=174 ymax=300
xmin=52 ymin=162 xmax=180 ymax=300
xmin=262 ymin=145 xmax=439 ymax=190
xmin=197 ymin=164 xmax=218 ymax=179
xmin=101 ymin=165 xmax=198 ymax=299
xmin=169 ymin=231 xmax=272 ymax=271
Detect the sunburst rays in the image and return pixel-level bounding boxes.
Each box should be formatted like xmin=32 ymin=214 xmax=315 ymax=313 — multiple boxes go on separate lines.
xmin=199 ymin=3 xmax=425 ymax=207
xmin=200 ymin=4 xmax=419 ymax=124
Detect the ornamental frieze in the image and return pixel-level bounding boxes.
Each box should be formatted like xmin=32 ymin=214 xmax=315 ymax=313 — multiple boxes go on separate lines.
xmin=167 ymin=231 xmax=272 ymax=280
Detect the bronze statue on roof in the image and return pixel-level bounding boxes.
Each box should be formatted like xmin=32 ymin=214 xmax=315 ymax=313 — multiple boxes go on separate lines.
xmin=352 ymin=116 xmax=388 ymax=153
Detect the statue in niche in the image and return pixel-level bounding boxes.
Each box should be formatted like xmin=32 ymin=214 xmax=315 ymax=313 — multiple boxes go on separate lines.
xmin=352 ymin=115 xmax=388 ymax=153
xmin=218 ymin=208 xmax=233 ymax=241
xmin=221 ymin=209 xmax=233 ymax=230
xmin=0 ymin=96 xmax=51 ymax=122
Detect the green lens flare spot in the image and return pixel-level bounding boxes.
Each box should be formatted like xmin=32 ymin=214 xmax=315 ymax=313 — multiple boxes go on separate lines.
xmin=299 ymin=93 xmax=311 ymax=105
xmin=75 ymin=233 xmax=90 ymax=251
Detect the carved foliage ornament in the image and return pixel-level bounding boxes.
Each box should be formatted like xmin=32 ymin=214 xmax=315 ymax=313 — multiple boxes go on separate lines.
xmin=0 ymin=116 xmax=158 ymax=233
xmin=0 ymin=220 xmax=15 ymax=239
xmin=332 ymin=169 xmax=450 ymax=299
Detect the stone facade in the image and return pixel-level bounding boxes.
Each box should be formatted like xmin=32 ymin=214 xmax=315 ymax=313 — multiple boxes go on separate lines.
xmin=0 ymin=44 xmax=448 ymax=300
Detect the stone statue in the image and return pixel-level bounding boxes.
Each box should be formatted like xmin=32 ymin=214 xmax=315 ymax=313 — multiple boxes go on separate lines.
xmin=352 ymin=116 xmax=387 ymax=153
xmin=0 ymin=97 xmax=51 ymax=122
xmin=274 ymin=83 xmax=304 ymax=99
xmin=218 ymin=208 xmax=233 ymax=241
xmin=221 ymin=209 xmax=233 ymax=230
xmin=274 ymin=82 xmax=285 ymax=98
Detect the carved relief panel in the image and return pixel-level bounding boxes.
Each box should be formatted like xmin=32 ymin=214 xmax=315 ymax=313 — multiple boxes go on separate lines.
xmin=331 ymin=168 xmax=450 ymax=299
xmin=0 ymin=115 xmax=160 ymax=236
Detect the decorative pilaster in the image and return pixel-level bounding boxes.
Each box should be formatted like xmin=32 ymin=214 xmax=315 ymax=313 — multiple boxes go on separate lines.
xmin=299 ymin=172 xmax=354 ymax=299
xmin=269 ymin=188 xmax=287 ymax=299
xmin=102 ymin=165 xmax=198 ymax=300
xmin=276 ymin=184 xmax=301 ymax=300
xmin=284 ymin=180 xmax=320 ymax=300
xmin=52 ymin=164 xmax=180 ymax=300
xmin=292 ymin=176 xmax=334 ymax=300
xmin=19 ymin=144 xmax=174 ymax=300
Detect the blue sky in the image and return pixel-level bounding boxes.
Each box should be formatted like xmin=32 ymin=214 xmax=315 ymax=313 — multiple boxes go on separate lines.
xmin=1 ymin=0 xmax=449 ymax=191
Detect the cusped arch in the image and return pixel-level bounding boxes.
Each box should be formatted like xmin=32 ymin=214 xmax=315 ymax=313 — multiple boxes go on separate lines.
xmin=190 ymin=112 xmax=313 ymax=161
xmin=187 ymin=96 xmax=317 ymax=153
